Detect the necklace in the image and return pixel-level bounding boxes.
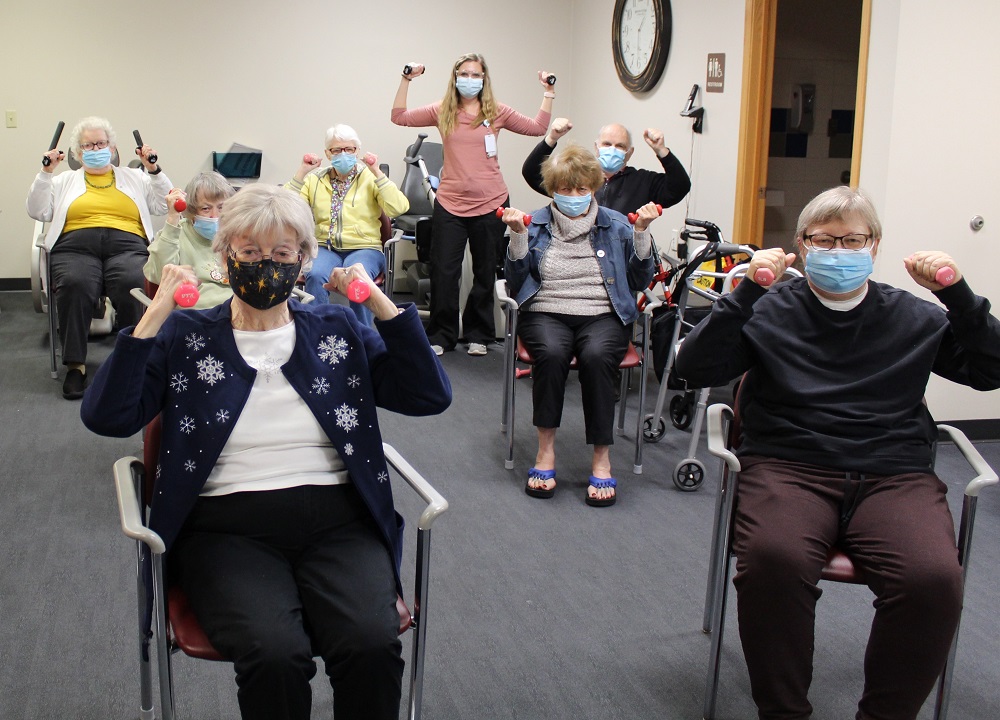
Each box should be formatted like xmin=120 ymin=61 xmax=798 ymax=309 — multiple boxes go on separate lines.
xmin=84 ymin=171 xmax=114 ymax=189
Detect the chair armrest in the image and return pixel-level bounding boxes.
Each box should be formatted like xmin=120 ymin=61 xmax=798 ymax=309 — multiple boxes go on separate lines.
xmin=937 ymin=424 xmax=999 ymax=497
xmin=494 ymin=279 xmax=518 ymax=311
xmin=291 ymin=287 xmax=315 ymax=304
xmin=706 ymin=404 xmax=740 ymax=472
xmin=383 ymin=443 xmax=448 ymax=531
xmin=113 ymin=456 xmax=166 ymax=554
xmin=130 ymin=288 xmax=153 ymax=308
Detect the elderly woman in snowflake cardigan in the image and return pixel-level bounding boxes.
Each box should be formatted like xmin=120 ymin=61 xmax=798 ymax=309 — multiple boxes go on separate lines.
xmin=81 ymin=184 xmax=451 ymax=720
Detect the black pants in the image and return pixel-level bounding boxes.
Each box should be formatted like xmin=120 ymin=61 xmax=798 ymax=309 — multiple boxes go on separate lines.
xmin=732 ymin=457 xmax=963 ymax=720
xmin=517 ymin=312 xmax=630 ymax=445
xmin=424 ymin=200 xmax=507 ymax=348
xmin=49 ymin=227 xmax=148 ymax=365
xmin=172 ymin=484 xmax=404 ymax=720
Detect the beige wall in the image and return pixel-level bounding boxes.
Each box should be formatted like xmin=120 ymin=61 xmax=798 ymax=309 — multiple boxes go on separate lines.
xmin=862 ymin=0 xmax=1000 ymax=421
xmin=3 ymin=0 xmax=997 ymax=421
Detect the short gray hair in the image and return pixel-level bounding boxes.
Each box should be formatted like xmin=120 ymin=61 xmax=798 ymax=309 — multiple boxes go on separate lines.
xmin=68 ymin=116 xmax=117 ymax=160
xmin=795 ymin=186 xmax=882 ymax=240
xmin=324 ymin=124 xmax=362 ymax=150
xmin=212 ymin=185 xmax=318 ymax=262
xmin=183 ymin=172 xmax=235 ymax=218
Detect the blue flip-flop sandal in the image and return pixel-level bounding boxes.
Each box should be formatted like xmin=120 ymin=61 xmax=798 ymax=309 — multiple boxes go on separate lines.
xmin=586 ymin=476 xmax=617 ymax=507
xmin=525 ymin=467 xmax=556 ymax=499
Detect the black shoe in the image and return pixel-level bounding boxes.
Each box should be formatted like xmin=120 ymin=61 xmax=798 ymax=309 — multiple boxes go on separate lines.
xmin=62 ymin=369 xmax=87 ymax=400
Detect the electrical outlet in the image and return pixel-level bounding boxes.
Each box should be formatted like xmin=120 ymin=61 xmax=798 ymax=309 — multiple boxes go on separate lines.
xmin=5 ymin=111 xmax=16 ymax=128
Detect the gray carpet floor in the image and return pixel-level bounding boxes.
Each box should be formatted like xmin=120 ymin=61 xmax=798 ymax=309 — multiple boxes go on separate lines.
xmin=1 ymin=289 xmax=998 ymax=720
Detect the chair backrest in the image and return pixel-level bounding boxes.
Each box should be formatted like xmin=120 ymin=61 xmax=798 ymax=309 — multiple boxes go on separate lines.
xmin=398 ymin=139 xmax=443 ymax=219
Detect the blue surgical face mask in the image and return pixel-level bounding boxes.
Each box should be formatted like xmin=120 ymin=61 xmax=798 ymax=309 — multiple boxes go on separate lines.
xmin=598 ymin=146 xmax=627 ymax=174
xmin=192 ymin=216 xmax=219 ymax=241
xmin=82 ymin=147 xmax=113 ymax=169
xmin=552 ymin=193 xmax=593 ymax=218
xmin=329 ymin=153 xmax=357 ymax=175
xmin=456 ymin=77 xmax=484 ymax=98
xmin=804 ymin=247 xmax=873 ymax=295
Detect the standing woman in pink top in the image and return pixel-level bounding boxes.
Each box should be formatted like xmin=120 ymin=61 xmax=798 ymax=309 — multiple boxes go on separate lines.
xmin=392 ymin=53 xmax=554 ymax=356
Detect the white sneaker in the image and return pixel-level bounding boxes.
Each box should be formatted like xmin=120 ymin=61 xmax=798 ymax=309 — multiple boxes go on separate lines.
xmin=431 ymin=344 xmax=444 ymax=356
xmin=467 ymin=342 xmax=488 ymax=356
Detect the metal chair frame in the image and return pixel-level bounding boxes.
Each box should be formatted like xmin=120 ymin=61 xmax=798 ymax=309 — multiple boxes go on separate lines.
xmin=495 ymin=279 xmax=658 ymax=475
xmin=701 ymin=402 xmax=998 ymax=720
xmin=113 ymin=442 xmax=448 ymax=720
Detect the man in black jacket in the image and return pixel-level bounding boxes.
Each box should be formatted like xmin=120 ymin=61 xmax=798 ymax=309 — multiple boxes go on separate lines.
xmin=520 ymin=118 xmax=691 ymax=216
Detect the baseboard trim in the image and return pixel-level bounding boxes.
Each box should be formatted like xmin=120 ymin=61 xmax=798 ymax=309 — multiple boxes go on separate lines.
xmin=0 ymin=278 xmax=31 ymax=291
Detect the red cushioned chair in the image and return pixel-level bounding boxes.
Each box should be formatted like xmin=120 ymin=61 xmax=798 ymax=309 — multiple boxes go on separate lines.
xmin=495 ymin=279 xmax=657 ymax=475
xmin=114 ymin=415 xmax=448 ymax=720
xmin=700 ymin=381 xmax=997 ymax=720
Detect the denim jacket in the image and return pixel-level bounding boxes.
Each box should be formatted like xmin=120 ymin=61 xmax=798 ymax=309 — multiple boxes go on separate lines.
xmin=504 ymin=205 xmax=654 ymax=325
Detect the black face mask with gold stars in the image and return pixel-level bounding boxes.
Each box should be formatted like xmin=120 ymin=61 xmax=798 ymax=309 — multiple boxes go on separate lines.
xmin=226 ymin=255 xmax=301 ymax=310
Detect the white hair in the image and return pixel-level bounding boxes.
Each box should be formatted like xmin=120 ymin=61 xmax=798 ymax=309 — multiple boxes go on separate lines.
xmin=68 ymin=116 xmax=117 ymax=160
xmin=324 ymin=124 xmax=362 ymax=150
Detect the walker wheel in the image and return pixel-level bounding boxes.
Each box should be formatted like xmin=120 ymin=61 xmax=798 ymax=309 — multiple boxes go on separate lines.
xmin=670 ymin=394 xmax=693 ymax=430
xmin=642 ymin=415 xmax=667 ymax=443
xmin=674 ymin=459 xmax=705 ymax=491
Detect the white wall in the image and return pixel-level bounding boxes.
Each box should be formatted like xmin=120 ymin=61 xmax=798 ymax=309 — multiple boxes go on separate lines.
xmin=862 ymin=0 xmax=1000 ymax=421
xmin=570 ymin=0 xmax=748 ymax=254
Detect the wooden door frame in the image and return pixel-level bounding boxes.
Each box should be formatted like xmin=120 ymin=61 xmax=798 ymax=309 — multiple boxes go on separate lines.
xmin=733 ymin=0 xmax=872 ymax=246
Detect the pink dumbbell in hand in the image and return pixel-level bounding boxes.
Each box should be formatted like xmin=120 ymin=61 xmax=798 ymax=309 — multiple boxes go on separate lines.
xmin=303 ymin=153 xmax=321 ymax=165
xmin=496 ymin=207 xmax=531 ymax=225
xmin=628 ymin=204 xmax=663 ymax=224
xmin=347 ymin=279 xmax=370 ymax=303
xmin=173 ymin=283 xmax=199 ymax=308
xmin=754 ymin=268 xmax=775 ymax=287
xmin=935 ymin=267 xmax=956 ymax=286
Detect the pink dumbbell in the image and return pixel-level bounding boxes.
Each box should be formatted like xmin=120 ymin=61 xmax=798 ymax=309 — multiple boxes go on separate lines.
xmin=347 ymin=279 xmax=370 ymax=303
xmin=303 ymin=153 xmax=321 ymax=164
xmin=754 ymin=268 xmax=775 ymax=287
xmin=628 ymin=204 xmax=663 ymax=224
xmin=935 ymin=267 xmax=956 ymax=286
xmin=173 ymin=283 xmax=199 ymax=308
xmin=496 ymin=207 xmax=532 ymax=225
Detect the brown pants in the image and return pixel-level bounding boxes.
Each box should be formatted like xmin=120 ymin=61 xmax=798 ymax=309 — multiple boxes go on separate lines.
xmin=732 ymin=456 xmax=963 ymax=720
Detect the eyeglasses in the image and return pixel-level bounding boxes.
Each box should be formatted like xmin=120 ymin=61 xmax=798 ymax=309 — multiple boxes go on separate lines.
xmin=80 ymin=141 xmax=110 ymax=151
xmin=802 ymin=233 xmax=874 ymax=251
xmin=327 ymin=146 xmax=358 ymax=155
xmin=456 ymin=72 xmax=484 ymax=80
xmin=229 ymin=248 xmax=302 ymax=265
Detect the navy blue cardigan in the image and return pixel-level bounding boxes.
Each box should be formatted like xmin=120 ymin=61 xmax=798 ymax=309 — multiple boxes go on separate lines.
xmin=82 ymin=299 xmax=452 ymax=594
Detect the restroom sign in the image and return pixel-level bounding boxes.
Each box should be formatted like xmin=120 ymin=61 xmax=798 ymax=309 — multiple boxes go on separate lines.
xmin=707 ymin=53 xmax=725 ymax=93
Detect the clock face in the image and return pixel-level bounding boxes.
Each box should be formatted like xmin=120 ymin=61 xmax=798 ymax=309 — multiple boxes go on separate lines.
xmin=619 ymin=0 xmax=657 ymax=76
xmin=612 ymin=0 xmax=671 ymax=93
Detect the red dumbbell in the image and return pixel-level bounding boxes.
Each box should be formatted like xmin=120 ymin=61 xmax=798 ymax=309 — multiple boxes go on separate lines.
xmin=495 ymin=207 xmax=532 ymax=226
xmin=173 ymin=283 xmax=199 ymax=308
xmin=753 ymin=268 xmax=775 ymax=287
xmin=347 ymin=279 xmax=371 ymax=303
xmin=627 ymin=204 xmax=663 ymax=224
xmin=170 ymin=188 xmax=187 ymax=213
xmin=935 ymin=267 xmax=956 ymax=287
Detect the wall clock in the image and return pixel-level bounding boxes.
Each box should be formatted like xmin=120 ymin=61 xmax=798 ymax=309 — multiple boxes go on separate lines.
xmin=612 ymin=0 xmax=672 ymax=93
